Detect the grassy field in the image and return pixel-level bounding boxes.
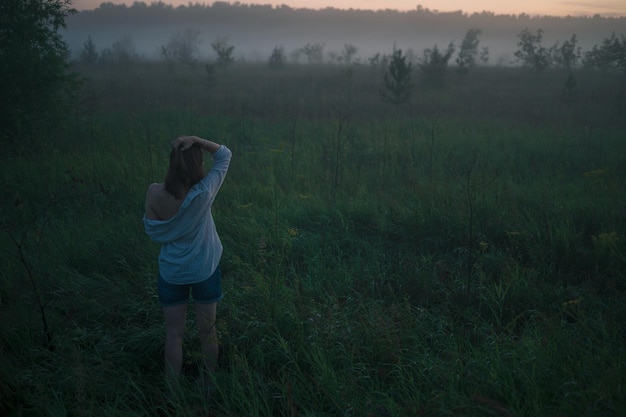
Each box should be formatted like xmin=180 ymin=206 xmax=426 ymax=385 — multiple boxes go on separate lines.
xmin=1 ymin=60 xmax=625 ymax=417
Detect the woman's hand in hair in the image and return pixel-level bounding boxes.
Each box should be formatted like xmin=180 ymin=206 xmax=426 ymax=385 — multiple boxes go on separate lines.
xmin=171 ymin=136 xmax=197 ymax=151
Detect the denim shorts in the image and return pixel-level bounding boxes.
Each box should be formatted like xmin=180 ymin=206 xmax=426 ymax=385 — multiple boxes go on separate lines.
xmin=158 ymin=265 xmax=224 ymax=307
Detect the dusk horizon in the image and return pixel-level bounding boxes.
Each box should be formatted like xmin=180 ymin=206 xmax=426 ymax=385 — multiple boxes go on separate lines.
xmin=71 ymin=0 xmax=626 ymax=18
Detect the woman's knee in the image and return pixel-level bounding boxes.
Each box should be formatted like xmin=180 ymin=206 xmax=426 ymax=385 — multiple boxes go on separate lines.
xmin=195 ymin=303 xmax=217 ymax=324
xmin=165 ymin=324 xmax=186 ymax=341
xmin=163 ymin=304 xmax=187 ymax=340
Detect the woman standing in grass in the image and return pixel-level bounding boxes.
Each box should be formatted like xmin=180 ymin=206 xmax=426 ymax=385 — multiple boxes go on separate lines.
xmin=143 ymin=135 xmax=231 ymax=389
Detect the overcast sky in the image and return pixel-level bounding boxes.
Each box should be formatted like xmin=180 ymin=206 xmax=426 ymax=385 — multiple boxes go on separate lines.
xmin=71 ymin=0 xmax=626 ymax=17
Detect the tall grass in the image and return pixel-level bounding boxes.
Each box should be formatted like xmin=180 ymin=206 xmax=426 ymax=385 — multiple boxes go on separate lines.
xmin=1 ymin=61 xmax=625 ymax=416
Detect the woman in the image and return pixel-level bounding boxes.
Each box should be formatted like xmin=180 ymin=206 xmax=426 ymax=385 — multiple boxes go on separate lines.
xmin=143 ymin=135 xmax=232 ymax=386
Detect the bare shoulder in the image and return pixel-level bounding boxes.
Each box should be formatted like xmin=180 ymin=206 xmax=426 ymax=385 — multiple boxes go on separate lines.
xmin=146 ymin=182 xmax=163 ymax=196
xmin=144 ymin=183 xmax=165 ymax=220
xmin=145 ymin=183 xmax=162 ymax=204
xmin=144 ymin=183 xmax=184 ymax=221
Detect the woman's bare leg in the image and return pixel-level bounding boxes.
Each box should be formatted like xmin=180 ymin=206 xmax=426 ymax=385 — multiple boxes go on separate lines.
xmin=163 ymin=304 xmax=187 ymax=380
xmin=195 ymin=302 xmax=218 ymax=372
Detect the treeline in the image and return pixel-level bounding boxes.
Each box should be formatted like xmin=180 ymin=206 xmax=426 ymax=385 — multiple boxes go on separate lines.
xmin=74 ymin=1 xmax=625 ymax=31
xmin=63 ymin=1 xmax=626 ymax=63
xmin=73 ymin=23 xmax=626 ymax=80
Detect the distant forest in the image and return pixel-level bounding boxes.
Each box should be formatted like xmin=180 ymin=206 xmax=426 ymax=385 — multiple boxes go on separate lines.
xmin=62 ymin=1 xmax=626 ymax=64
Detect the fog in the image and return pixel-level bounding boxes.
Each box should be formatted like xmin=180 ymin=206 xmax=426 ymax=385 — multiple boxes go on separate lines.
xmin=61 ymin=3 xmax=626 ymax=64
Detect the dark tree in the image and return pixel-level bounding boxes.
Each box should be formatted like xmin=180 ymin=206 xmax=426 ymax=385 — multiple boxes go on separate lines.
xmin=0 ymin=0 xmax=78 ymax=143
xmin=583 ymin=32 xmax=626 ymax=73
xmin=514 ymin=28 xmax=550 ymax=73
xmin=419 ymin=42 xmax=455 ymax=89
xmin=456 ymin=28 xmax=482 ymax=75
xmin=211 ymin=36 xmax=235 ymax=67
xmin=380 ymin=48 xmax=412 ymax=107
xmin=161 ymin=28 xmax=201 ymax=65
xmin=79 ymin=35 xmax=99 ymax=66
xmin=479 ymin=46 xmax=490 ymax=65
xmin=269 ymin=45 xmax=286 ymax=69
xmin=550 ymin=34 xmax=581 ymax=70
xmin=99 ymin=36 xmax=139 ymax=65
xmin=300 ymin=43 xmax=325 ymax=64
xmin=341 ymin=43 xmax=358 ymax=64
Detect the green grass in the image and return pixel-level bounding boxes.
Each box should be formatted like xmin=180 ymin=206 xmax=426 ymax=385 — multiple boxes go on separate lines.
xmin=1 ymin=61 xmax=625 ymax=416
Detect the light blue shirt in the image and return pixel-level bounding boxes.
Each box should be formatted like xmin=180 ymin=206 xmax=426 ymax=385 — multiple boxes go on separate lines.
xmin=143 ymin=145 xmax=232 ymax=284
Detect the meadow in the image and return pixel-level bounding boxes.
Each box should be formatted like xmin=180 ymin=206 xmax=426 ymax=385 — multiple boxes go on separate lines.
xmin=1 ymin=60 xmax=625 ymax=416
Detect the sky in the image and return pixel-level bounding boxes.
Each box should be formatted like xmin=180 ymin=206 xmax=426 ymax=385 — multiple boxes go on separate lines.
xmin=71 ymin=0 xmax=626 ymax=17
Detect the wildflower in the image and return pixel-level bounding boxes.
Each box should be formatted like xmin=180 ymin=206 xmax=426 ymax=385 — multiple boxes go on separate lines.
xmin=562 ymin=297 xmax=582 ymax=308
xmin=583 ymin=168 xmax=607 ymax=178
xmin=591 ymin=232 xmax=619 ymax=248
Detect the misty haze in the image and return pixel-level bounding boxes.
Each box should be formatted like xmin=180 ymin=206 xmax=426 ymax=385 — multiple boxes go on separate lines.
xmin=62 ymin=2 xmax=626 ymax=64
